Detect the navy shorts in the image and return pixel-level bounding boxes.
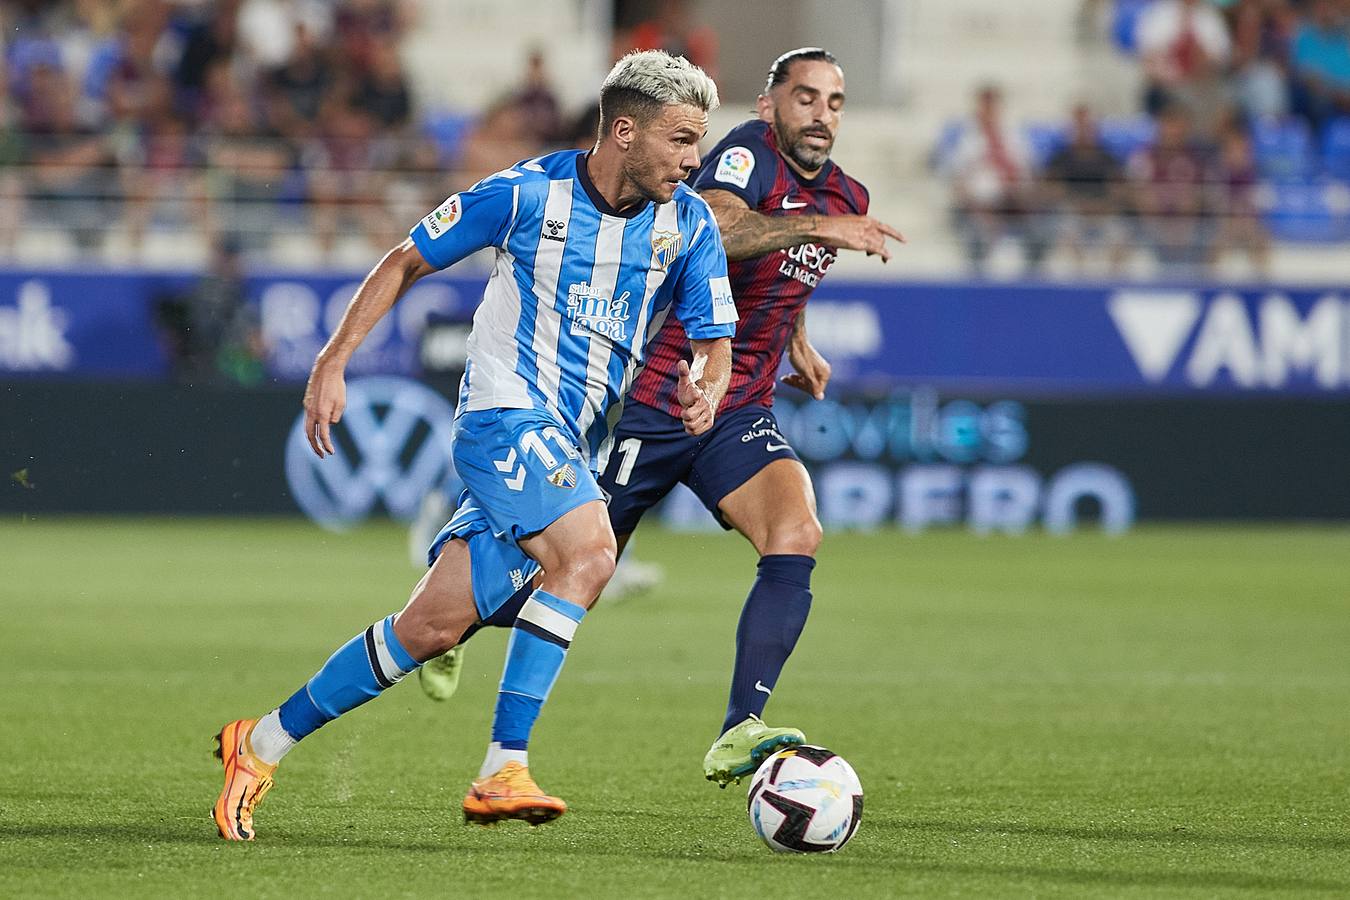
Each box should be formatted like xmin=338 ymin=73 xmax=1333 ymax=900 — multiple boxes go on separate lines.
xmin=599 ymin=402 xmax=800 ymax=533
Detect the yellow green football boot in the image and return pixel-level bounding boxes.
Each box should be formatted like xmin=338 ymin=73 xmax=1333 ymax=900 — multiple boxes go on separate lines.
xmin=418 ymin=646 xmax=465 ymax=701
xmin=702 ymin=715 xmax=805 ymax=787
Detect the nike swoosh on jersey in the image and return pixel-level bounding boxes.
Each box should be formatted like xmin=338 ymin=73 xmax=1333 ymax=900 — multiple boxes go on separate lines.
xmin=755 ymin=680 xmax=773 ymax=695
xmin=765 ymin=442 xmax=791 ymax=452
xmin=781 ymin=197 xmax=809 ymax=209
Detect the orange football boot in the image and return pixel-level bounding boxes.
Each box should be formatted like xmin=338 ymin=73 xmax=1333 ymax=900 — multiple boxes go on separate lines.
xmin=212 ymin=718 xmax=277 ymax=841
xmin=462 ymin=762 xmax=566 ymax=826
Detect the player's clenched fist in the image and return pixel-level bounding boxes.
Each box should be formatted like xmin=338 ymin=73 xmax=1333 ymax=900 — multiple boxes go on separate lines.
xmin=676 ymin=358 xmax=715 ymax=436
xmin=303 ymin=362 xmax=347 ymax=458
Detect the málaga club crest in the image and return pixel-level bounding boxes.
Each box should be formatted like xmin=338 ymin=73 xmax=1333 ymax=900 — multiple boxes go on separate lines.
xmin=651 ymin=230 xmax=683 ymax=270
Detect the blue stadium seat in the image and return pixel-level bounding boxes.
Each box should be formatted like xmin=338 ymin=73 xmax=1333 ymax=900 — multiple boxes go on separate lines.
xmin=1322 ymin=118 xmax=1350 ymax=181
xmin=929 ymin=120 xmax=965 ymax=170
xmin=1251 ymin=118 xmax=1315 ymax=182
xmin=1023 ymin=124 xmax=1067 ymax=169
xmin=1111 ymin=0 xmax=1155 ymax=54
xmin=423 ymin=111 xmax=477 ymax=165
xmin=1260 ymin=179 xmax=1349 ymax=243
xmin=1098 ymin=116 xmax=1156 ymax=162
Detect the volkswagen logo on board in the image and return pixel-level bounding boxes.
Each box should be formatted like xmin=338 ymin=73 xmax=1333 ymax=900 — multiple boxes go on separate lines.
xmin=285 ymin=376 xmax=458 ymax=530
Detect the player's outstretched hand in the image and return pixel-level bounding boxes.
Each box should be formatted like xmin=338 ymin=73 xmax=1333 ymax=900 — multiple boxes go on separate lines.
xmin=677 ymin=358 xmax=714 ymax=436
xmin=816 ymin=215 xmax=906 ymax=263
xmin=303 ymin=361 xmax=347 ymax=458
xmin=782 ymin=339 xmax=831 ymax=400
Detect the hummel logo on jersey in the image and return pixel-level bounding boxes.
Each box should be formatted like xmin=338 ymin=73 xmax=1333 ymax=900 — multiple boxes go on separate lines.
xmin=543 ymin=218 xmax=566 ymax=242
xmin=781 ymin=196 xmax=809 ymax=210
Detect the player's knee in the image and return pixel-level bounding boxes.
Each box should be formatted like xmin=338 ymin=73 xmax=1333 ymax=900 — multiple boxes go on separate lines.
xmin=397 ymin=585 xmax=473 ymax=659
xmin=763 ymin=515 xmax=823 ymax=557
xmin=559 ymin=538 xmax=617 ymax=602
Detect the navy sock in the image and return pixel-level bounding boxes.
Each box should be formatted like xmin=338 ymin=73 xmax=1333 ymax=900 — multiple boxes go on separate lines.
xmin=721 ymin=554 xmax=815 ymax=734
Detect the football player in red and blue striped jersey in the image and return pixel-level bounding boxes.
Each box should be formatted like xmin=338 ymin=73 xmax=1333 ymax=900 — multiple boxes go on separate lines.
xmin=610 ymin=47 xmax=905 ymax=785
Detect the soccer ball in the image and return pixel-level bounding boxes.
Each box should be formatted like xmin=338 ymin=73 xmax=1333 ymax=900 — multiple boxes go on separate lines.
xmin=747 ymin=745 xmax=863 ymax=853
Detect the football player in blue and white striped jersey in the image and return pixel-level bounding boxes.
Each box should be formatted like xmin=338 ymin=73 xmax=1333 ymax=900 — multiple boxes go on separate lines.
xmin=212 ymin=51 xmax=734 ymax=840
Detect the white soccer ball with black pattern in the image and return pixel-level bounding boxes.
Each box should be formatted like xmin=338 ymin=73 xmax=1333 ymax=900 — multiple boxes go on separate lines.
xmin=746 ymin=745 xmax=864 ymax=853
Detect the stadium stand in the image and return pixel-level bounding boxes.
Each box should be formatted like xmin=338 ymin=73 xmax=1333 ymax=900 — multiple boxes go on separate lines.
xmin=0 ymin=0 xmax=1347 ymax=280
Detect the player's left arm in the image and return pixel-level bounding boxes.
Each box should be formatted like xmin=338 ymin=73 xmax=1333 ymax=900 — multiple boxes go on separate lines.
xmin=701 ymin=188 xmax=906 ymax=262
xmin=678 ymin=337 xmax=732 ymax=435
xmin=781 ymin=309 xmax=831 ymax=401
xmin=669 ymin=203 xmax=738 ymax=435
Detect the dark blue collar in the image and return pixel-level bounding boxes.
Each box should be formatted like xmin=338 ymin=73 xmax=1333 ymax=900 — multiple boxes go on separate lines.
xmin=576 ymin=152 xmax=652 ymax=219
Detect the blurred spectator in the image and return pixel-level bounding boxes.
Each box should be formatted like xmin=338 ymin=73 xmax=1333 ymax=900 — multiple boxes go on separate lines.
xmin=614 ymin=0 xmax=718 ymax=77
xmin=454 ymin=99 xmax=545 ymax=188
xmin=264 ymin=22 xmax=334 ymax=138
xmin=123 ymin=111 xmax=207 ymax=254
xmin=510 ymin=50 xmax=563 ymax=146
xmin=333 ymin=0 xmax=411 ymax=75
xmin=23 ymin=63 xmax=119 ymax=251
xmin=1288 ymin=0 xmax=1350 ymax=132
xmin=198 ymin=78 xmax=295 ymax=252
xmin=1210 ymin=126 xmax=1271 ymax=276
xmin=236 ymin=0 xmax=333 ymax=73
xmin=85 ymin=1 xmax=173 ymax=127
xmin=155 ymin=236 xmax=265 ymax=386
xmin=1229 ymin=0 xmax=1297 ymax=121
xmin=563 ymin=103 xmax=602 ymax=151
xmin=1136 ymin=0 xmax=1233 ymax=133
xmin=173 ymin=0 xmax=242 ymax=116
xmin=0 ymin=66 xmax=26 ymax=256
xmin=943 ymin=85 xmax=1048 ymax=277
xmin=350 ymin=40 xmax=412 ymax=131
xmin=1128 ymin=104 xmax=1215 ymax=276
xmin=303 ymin=98 xmax=388 ymax=258
xmin=380 ymin=136 xmax=444 ymax=248
xmin=1042 ymin=105 xmax=1130 ymax=275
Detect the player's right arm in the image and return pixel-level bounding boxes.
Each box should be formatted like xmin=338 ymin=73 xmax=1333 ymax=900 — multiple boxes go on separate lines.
xmin=303 ymin=240 xmax=435 ymax=457
xmin=780 ymin=308 xmax=831 ymax=400
xmin=678 ymin=336 xmax=732 ymax=435
xmin=304 ymin=173 xmax=519 ymax=458
xmin=701 ymin=188 xmax=906 ymax=263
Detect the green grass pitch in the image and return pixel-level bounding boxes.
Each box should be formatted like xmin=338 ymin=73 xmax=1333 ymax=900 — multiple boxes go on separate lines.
xmin=2 ymin=518 xmax=1348 ymax=898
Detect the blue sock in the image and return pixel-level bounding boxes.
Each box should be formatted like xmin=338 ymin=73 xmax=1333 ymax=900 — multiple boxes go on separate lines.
xmin=277 ymin=614 xmax=418 ymax=740
xmin=491 ymin=589 xmax=587 ymax=749
xmin=722 ymin=554 xmax=815 ymax=734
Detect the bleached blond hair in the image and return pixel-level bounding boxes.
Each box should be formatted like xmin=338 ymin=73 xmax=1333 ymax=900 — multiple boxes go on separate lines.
xmin=598 ymin=50 xmax=719 ymax=131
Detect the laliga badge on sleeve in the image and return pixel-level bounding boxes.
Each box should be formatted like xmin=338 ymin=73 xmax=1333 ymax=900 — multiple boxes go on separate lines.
xmin=422 ymin=194 xmax=462 ymax=239
xmin=714 ymin=147 xmax=755 ymax=189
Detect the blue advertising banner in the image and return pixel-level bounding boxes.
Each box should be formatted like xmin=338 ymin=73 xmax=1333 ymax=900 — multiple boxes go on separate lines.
xmin=0 ymin=268 xmax=478 ymax=381
xmin=802 ymin=280 xmax=1350 ymax=395
xmin=2 ymin=268 xmax=1347 ymax=395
